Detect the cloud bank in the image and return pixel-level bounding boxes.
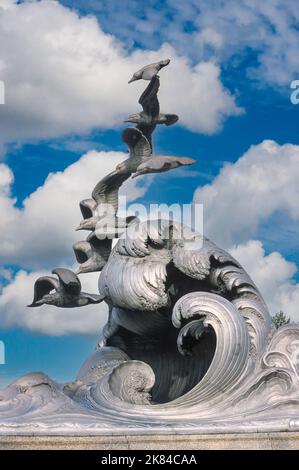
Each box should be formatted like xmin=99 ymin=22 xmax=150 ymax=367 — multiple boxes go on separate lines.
xmin=2 ymin=140 xmax=299 ymax=332
xmin=0 ymin=146 xmax=149 ymax=335
xmin=0 ymin=270 xmax=108 ymax=335
xmin=230 ymin=240 xmax=299 ymax=322
xmin=73 ymin=0 xmax=299 ymax=87
xmin=0 ymin=0 xmax=240 ymax=146
xmin=194 ymin=140 xmax=299 ymax=248
xmin=0 ymin=150 xmax=148 ymax=269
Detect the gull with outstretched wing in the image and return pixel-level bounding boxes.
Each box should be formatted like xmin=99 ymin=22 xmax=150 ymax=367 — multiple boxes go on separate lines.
xmin=125 ymin=76 xmax=178 ymax=144
xmin=76 ymin=166 xmax=136 ymax=232
xmin=73 ymin=234 xmax=112 ymax=274
xmin=132 ymin=156 xmax=196 ymax=178
xmin=28 ymin=268 xmax=104 ymax=307
xmin=116 ymin=127 xmax=152 ymax=173
xmin=128 ymin=59 xmax=170 ymax=83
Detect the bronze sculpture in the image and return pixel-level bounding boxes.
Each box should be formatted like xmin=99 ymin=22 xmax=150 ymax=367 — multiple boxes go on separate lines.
xmin=1 ymin=60 xmax=299 ymax=435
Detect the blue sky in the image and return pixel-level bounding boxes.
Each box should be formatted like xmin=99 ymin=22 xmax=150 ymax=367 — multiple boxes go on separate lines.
xmin=1 ymin=0 xmax=299 ymax=387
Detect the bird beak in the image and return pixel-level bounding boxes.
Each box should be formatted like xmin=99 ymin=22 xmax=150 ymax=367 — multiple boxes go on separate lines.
xmin=75 ymin=225 xmax=82 ymax=231
xmin=124 ymin=114 xmax=138 ymax=122
xmin=128 ymin=76 xmax=136 ymax=84
xmin=75 ymin=268 xmax=82 ymax=275
xmin=27 ymin=300 xmax=43 ymax=307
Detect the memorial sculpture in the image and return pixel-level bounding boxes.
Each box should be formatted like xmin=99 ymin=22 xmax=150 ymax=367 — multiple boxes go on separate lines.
xmin=1 ymin=60 xmax=299 ymax=435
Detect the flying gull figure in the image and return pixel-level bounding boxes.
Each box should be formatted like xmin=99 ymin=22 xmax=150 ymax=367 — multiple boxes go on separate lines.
xmin=94 ymin=212 xmax=137 ymax=239
xmin=116 ymin=127 xmax=152 ymax=174
xmin=73 ymin=232 xmax=113 ymax=274
xmin=132 ymin=156 xmax=196 ymax=178
xmin=120 ymin=120 xmax=196 ymax=180
xmin=28 ymin=268 xmax=104 ymax=308
xmin=76 ymin=166 xmax=137 ymax=232
xmin=76 ymin=198 xmax=98 ymax=231
xmin=76 ymin=127 xmax=150 ymax=236
xmin=128 ymin=59 xmax=170 ymax=83
xmin=125 ymin=76 xmax=178 ymax=136
xmin=79 ymin=198 xmax=96 ymax=220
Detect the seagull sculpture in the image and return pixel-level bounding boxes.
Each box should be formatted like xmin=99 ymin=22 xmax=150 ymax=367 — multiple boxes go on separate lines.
xmin=116 ymin=127 xmax=152 ymax=174
xmin=76 ymin=128 xmax=149 ymax=234
xmin=75 ymin=198 xmax=99 ymax=231
xmin=125 ymin=76 xmax=178 ymax=137
xmin=76 ymin=162 xmax=138 ymax=232
xmin=73 ymin=233 xmax=112 ymax=274
xmin=132 ymin=156 xmax=196 ymax=178
xmin=28 ymin=268 xmax=104 ymax=308
xmin=94 ymin=214 xmax=137 ymax=239
xmin=128 ymin=59 xmax=170 ymax=83
xmin=28 ymin=58 xmax=198 ymax=319
xmin=79 ymin=198 xmax=96 ymax=220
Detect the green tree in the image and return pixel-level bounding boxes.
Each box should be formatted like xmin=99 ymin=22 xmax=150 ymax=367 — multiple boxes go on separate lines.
xmin=272 ymin=310 xmax=290 ymax=329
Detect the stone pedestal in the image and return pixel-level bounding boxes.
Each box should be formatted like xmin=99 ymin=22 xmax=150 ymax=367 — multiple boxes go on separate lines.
xmin=1 ymin=432 xmax=299 ymax=450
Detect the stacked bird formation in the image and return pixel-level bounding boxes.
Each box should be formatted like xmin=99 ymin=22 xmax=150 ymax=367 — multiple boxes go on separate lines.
xmin=29 ymin=59 xmax=196 ymax=308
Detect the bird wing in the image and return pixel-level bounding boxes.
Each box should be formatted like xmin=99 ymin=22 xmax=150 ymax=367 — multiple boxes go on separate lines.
xmin=140 ymin=156 xmax=195 ymax=169
xmin=73 ymin=241 xmax=92 ymax=264
xmin=164 ymin=114 xmax=179 ymax=126
xmin=52 ymin=268 xmax=81 ymax=295
xmin=80 ymin=292 xmax=106 ymax=304
xmin=92 ymin=170 xmax=130 ymax=213
xmin=28 ymin=276 xmax=59 ymax=307
xmin=138 ymin=157 xmax=171 ymax=171
xmin=131 ymin=133 xmax=152 ymax=164
xmin=139 ymin=76 xmax=160 ymax=118
xmin=79 ymin=199 xmax=96 ymax=219
xmin=122 ymin=128 xmax=152 ymax=167
xmin=87 ymin=232 xmax=112 ymax=260
xmin=136 ymin=123 xmax=156 ymax=148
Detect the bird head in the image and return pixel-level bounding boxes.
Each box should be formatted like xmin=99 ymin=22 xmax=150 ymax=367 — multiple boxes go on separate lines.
xmin=40 ymin=293 xmax=58 ymax=306
xmin=28 ymin=292 xmax=56 ymax=307
xmin=75 ymin=263 xmax=101 ymax=275
xmin=124 ymin=113 xmax=142 ymax=123
xmin=128 ymin=71 xmax=142 ymax=83
xmin=75 ymin=221 xmax=85 ymax=231
xmin=159 ymin=59 xmax=170 ymax=68
xmin=75 ymin=266 xmax=83 ymax=275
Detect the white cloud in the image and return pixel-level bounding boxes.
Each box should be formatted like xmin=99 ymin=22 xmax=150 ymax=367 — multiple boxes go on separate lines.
xmin=0 ymin=143 xmax=151 ymax=335
xmin=193 ymin=0 xmax=299 ymax=86
xmin=0 ymin=164 xmax=13 ymax=193
xmin=3 ymin=239 xmax=299 ymax=334
xmin=0 ymin=149 xmax=149 ymax=269
xmin=0 ymin=267 xmax=13 ymax=283
xmin=0 ymin=0 xmax=240 ymax=146
xmin=230 ymin=240 xmax=299 ymax=322
xmin=0 ymin=269 xmax=109 ymax=335
xmin=82 ymin=0 xmax=299 ymax=87
xmin=1 ymin=138 xmax=299 ymax=334
xmin=194 ymin=140 xmax=299 ymax=248
xmin=193 ymin=139 xmax=299 ymax=322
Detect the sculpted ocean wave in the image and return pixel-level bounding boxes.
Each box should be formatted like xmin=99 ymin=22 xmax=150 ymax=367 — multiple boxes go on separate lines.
xmin=1 ymin=60 xmax=299 ymax=435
